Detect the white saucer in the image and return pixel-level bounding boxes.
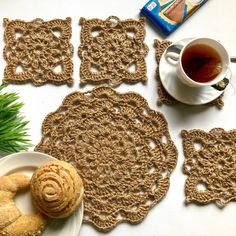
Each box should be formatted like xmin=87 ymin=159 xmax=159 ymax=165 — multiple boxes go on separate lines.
xmin=159 ymin=38 xmax=231 ymax=105
xmin=0 ymin=152 xmax=83 ymax=236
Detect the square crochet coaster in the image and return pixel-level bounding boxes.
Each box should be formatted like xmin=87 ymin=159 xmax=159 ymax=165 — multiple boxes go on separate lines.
xmin=3 ymin=18 xmax=74 ymax=86
xmin=154 ymin=40 xmax=224 ymax=108
xmin=78 ymin=16 xmax=149 ymax=87
xmin=182 ymin=128 xmax=236 ymax=207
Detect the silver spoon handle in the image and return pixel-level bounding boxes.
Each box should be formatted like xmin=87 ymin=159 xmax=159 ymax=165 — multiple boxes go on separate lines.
xmin=231 ymin=57 xmax=236 ymax=63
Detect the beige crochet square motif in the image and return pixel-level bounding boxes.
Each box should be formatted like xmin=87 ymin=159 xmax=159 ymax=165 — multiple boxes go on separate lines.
xmin=182 ymin=128 xmax=236 ymax=207
xmin=78 ymin=16 xmax=149 ymax=86
xmin=3 ymin=18 xmax=74 ymax=86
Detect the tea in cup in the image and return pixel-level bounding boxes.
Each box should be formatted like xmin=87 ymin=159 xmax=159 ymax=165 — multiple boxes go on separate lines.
xmin=165 ymin=38 xmax=230 ymax=90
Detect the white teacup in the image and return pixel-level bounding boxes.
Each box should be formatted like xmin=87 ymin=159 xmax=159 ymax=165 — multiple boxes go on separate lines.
xmin=165 ymin=38 xmax=230 ymax=90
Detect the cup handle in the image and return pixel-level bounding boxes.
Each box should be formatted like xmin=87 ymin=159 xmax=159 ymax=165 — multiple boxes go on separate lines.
xmin=211 ymin=78 xmax=230 ymax=91
xmin=165 ymin=44 xmax=183 ymax=65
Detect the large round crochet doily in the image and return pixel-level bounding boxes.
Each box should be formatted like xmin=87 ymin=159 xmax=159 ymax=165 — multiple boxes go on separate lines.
xmin=35 ymin=87 xmax=178 ymax=231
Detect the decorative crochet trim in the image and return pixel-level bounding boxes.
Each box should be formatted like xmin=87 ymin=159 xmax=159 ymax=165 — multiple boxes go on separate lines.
xmin=3 ymin=18 xmax=74 ymax=86
xmin=78 ymin=16 xmax=149 ymax=86
xmin=182 ymin=128 xmax=236 ymax=207
xmin=154 ymin=40 xmax=224 ymax=108
xmin=35 ymin=86 xmax=178 ymax=231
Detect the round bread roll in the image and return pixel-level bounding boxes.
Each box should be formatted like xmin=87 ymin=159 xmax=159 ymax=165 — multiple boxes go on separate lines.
xmin=30 ymin=161 xmax=84 ymax=219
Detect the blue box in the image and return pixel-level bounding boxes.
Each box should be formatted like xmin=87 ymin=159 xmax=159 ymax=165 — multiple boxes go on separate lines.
xmin=141 ymin=0 xmax=208 ymax=35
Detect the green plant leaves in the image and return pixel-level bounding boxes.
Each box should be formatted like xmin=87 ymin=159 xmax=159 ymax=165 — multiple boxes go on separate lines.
xmin=0 ymin=86 xmax=31 ymax=155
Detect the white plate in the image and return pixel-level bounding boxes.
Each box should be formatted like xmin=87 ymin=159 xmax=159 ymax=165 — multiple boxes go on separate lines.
xmin=0 ymin=151 xmax=83 ymax=236
xmin=159 ymin=38 xmax=231 ymax=105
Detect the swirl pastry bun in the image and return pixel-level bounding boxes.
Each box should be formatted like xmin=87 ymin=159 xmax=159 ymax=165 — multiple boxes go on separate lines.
xmin=30 ymin=161 xmax=84 ymax=219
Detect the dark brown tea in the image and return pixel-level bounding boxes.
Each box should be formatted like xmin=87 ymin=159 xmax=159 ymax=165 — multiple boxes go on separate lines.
xmin=181 ymin=44 xmax=222 ymax=83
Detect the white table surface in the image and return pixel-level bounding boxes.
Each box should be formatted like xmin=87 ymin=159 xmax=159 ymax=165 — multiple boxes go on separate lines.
xmin=1 ymin=0 xmax=236 ymax=235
